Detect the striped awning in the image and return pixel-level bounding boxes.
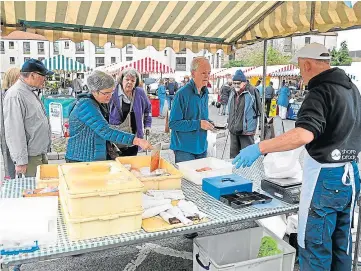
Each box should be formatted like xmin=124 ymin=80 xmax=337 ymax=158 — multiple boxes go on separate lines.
xmin=270 ymin=65 xmax=298 ymax=77
xmin=110 ymin=57 xmax=174 ymax=75
xmin=244 ymin=65 xmax=293 ymax=78
xmin=210 ymin=66 xmax=257 ymax=80
xmin=1 ymin=1 xmax=360 ymax=54
xmin=42 ymin=55 xmax=88 ymax=73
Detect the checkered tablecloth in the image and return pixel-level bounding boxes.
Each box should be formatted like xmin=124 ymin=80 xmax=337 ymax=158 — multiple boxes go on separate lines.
xmin=0 ymin=164 xmax=298 ymax=267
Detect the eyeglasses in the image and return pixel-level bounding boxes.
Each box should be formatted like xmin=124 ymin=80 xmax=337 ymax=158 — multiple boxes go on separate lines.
xmin=99 ymin=90 xmax=114 ymax=96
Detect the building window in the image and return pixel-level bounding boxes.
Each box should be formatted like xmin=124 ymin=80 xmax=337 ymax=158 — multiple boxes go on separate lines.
xmin=305 ymin=37 xmax=311 ymax=44
xmin=175 ymin=57 xmax=186 ymax=71
xmin=75 ymin=42 xmax=84 ymax=53
xmin=164 ymin=50 xmax=167 ymax=56
xmin=110 ymin=42 xmax=116 ymax=48
xmin=283 ymin=37 xmax=292 ymax=53
xmin=0 ymin=41 xmax=4 ymax=53
xmin=54 ymin=42 xmax=59 ymax=54
xmin=38 ymin=57 xmax=45 ymax=62
xmin=9 ymin=57 xmax=15 ymax=64
xmin=95 ymin=46 xmax=104 ymax=54
xmin=126 ymin=44 xmax=133 ymax=54
xmin=211 ymin=55 xmax=214 ymax=64
xmin=126 ymin=56 xmax=133 ymax=61
xmin=38 ymin=42 xmax=45 ymax=54
xmin=24 ymin=57 xmax=30 ymax=62
xmin=95 ymin=57 xmax=105 ymax=67
xmin=65 ymin=41 xmax=69 ymax=49
xmin=76 ymin=57 xmax=84 ymax=64
xmin=23 ymin=42 xmax=30 ymax=54
xmin=9 ymin=41 xmax=14 ymax=49
xmin=111 ymin=57 xmax=116 ymax=64
xmin=216 ymin=53 xmax=220 ymax=68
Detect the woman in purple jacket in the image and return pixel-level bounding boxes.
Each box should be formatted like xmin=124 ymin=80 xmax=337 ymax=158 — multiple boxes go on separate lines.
xmin=109 ymin=68 xmax=152 ymax=156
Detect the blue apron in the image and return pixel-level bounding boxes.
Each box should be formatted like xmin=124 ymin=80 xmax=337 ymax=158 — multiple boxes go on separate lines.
xmin=298 ymin=151 xmax=357 ymax=256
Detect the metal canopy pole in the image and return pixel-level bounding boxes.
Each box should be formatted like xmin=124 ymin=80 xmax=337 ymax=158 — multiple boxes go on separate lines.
xmin=260 ymin=40 xmax=267 ymax=141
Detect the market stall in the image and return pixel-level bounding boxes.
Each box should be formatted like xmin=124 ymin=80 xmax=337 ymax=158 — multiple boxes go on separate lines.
xmin=0 ymin=157 xmax=298 ymax=270
xmin=1 ymin=1 xmax=361 ymax=270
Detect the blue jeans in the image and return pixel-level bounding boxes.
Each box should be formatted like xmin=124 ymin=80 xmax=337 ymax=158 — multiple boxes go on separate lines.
xmin=174 ymin=150 xmax=207 ymax=163
xmin=299 ymin=163 xmax=360 ymax=271
xmin=159 ymin=97 xmax=165 ymax=116
xmin=167 ymin=95 xmax=174 ymax=111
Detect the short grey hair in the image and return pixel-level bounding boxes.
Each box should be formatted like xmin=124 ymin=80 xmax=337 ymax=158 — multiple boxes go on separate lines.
xmin=117 ymin=68 xmax=141 ymax=88
xmin=190 ymin=57 xmax=209 ymax=72
xmin=87 ymin=70 xmax=115 ymax=93
xmin=20 ymin=72 xmax=31 ymax=78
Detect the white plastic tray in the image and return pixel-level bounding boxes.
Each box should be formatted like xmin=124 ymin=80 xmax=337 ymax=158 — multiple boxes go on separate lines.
xmin=177 ymin=157 xmax=233 ymax=185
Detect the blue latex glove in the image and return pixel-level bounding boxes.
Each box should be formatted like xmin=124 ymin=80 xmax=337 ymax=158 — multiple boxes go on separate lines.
xmin=232 ymin=143 xmax=262 ymax=168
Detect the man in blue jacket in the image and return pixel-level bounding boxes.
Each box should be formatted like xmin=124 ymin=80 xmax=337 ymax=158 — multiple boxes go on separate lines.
xmin=169 ymin=57 xmax=214 ymax=163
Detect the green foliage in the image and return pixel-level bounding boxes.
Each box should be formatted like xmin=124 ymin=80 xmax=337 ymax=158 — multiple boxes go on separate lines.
xmin=224 ymin=47 xmax=291 ymax=68
xmin=257 ymin=236 xmax=282 ymax=258
xmin=331 ymin=41 xmax=352 ymax=66
xmin=223 ymin=60 xmax=249 ymax=68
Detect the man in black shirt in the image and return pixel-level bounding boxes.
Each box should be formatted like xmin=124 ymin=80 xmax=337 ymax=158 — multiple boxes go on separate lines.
xmin=233 ymin=43 xmax=361 ymax=271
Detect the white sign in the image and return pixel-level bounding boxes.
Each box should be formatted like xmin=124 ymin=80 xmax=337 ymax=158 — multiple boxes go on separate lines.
xmin=49 ymin=102 xmax=63 ymax=135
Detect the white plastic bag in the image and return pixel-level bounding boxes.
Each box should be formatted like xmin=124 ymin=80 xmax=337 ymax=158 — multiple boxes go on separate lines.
xmin=263 ymin=147 xmax=303 ymax=179
xmin=207 ymin=131 xmax=217 ymax=157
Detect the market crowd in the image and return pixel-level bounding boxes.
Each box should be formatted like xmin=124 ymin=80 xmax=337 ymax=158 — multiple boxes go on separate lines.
xmin=1 ymin=42 xmax=361 ymax=271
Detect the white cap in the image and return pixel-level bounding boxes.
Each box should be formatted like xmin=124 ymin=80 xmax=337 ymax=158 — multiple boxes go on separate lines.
xmin=291 ymin=43 xmax=331 ymax=64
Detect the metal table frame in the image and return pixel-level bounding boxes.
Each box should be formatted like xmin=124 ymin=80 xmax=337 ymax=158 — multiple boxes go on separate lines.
xmin=0 ymin=175 xmax=298 ymax=271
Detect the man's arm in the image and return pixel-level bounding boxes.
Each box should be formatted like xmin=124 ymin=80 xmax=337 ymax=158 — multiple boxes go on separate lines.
xmin=3 ymin=96 xmax=28 ymax=165
xmin=259 ymin=127 xmax=314 ymax=154
xmin=169 ymin=94 xmax=200 ymax=132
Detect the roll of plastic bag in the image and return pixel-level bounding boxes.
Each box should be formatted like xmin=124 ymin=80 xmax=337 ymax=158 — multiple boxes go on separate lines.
xmin=263 ymin=147 xmax=303 ymax=179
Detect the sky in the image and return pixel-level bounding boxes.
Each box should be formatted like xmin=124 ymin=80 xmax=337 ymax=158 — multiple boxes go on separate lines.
xmin=336 ymin=29 xmax=361 ymax=51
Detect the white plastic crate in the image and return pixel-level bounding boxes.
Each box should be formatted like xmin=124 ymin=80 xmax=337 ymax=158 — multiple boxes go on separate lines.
xmin=58 ymin=161 xmax=144 ymax=219
xmin=177 ymin=157 xmax=233 ymax=185
xmin=193 ymin=227 xmax=296 ymax=271
xmin=60 ymin=195 xmax=142 ymax=241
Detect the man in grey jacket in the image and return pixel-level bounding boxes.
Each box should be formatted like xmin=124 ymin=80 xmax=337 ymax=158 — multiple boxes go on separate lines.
xmin=3 ymin=59 xmax=53 ymax=177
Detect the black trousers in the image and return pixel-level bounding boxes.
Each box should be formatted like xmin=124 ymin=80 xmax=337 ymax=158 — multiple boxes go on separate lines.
xmin=265 ymin=98 xmax=272 ymax=117
xmin=230 ymin=133 xmax=255 ymax=159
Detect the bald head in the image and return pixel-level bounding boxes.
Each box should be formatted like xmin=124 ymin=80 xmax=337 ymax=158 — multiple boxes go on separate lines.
xmin=190 ymin=57 xmax=211 ymax=91
xmin=298 ymin=58 xmax=331 ymax=84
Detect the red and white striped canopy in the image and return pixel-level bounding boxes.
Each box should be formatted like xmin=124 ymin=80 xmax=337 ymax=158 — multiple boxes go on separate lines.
xmin=270 ymin=64 xmax=297 ymax=77
xmin=115 ymin=57 xmax=174 ymax=75
xmin=210 ymin=66 xmax=257 ymax=80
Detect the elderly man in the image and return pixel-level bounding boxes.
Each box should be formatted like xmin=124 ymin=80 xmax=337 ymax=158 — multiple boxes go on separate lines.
xmin=169 ymin=57 xmax=214 ymax=163
xmin=227 ymin=69 xmax=262 ymax=158
xmin=3 ymin=59 xmax=53 ymax=177
xmin=233 ymin=43 xmax=361 ymax=271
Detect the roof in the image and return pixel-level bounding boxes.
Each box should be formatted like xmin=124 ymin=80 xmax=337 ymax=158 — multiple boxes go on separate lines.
xmin=1 ymin=1 xmax=360 ymax=53
xmin=1 ymin=30 xmax=47 ymax=41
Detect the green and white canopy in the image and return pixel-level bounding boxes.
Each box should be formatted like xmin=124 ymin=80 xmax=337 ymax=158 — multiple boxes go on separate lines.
xmin=42 ymin=55 xmax=89 ymax=73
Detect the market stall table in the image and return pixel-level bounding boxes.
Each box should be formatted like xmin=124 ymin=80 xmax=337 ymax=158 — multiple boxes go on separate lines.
xmin=0 ymin=170 xmax=298 ymax=270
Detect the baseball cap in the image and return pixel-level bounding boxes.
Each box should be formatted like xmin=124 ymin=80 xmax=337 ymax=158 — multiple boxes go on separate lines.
xmin=291 ymin=43 xmax=331 ymax=64
xmin=21 ymin=59 xmax=54 ymax=76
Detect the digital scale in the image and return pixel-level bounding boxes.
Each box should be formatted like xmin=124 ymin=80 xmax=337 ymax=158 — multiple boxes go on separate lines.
xmin=261 ymin=177 xmax=302 ymax=204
